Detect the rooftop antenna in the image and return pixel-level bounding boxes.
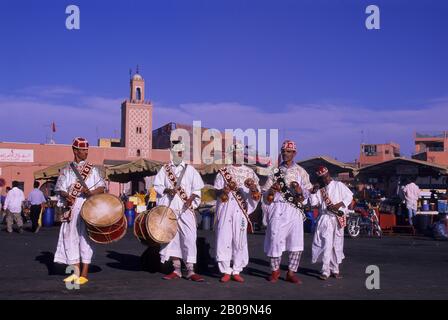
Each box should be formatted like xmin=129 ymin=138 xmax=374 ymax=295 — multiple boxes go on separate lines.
xmin=136 ymin=64 xmax=140 ymax=74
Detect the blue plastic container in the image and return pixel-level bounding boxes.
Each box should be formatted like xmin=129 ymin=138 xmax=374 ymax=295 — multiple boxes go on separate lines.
xmin=125 ymin=209 xmax=135 ymax=228
xmin=42 ymin=207 xmax=55 ymax=227
xmin=422 ymin=200 xmax=430 ymax=211
xmin=304 ymin=211 xmax=316 ymax=233
xmin=437 ymin=200 xmax=446 ymax=213
xmin=202 ymin=211 xmax=212 ymax=231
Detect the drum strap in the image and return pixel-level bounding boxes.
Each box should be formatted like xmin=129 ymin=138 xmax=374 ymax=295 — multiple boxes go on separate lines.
xmin=320 ymin=187 xmax=346 ymax=229
xmin=69 ymin=162 xmax=93 ymax=201
xmin=164 ymin=164 xmax=194 ymax=210
xmin=61 ymin=162 xmax=93 ymax=222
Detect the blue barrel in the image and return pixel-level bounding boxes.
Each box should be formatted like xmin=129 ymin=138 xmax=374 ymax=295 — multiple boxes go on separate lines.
xmin=304 ymin=211 xmax=316 ymax=233
xmin=202 ymin=211 xmax=212 ymax=231
xmin=42 ymin=207 xmax=55 ymax=227
xmin=438 ymin=200 xmax=447 ymax=213
xmin=125 ymin=209 xmax=135 ymax=228
xmin=422 ymin=200 xmax=430 ymax=211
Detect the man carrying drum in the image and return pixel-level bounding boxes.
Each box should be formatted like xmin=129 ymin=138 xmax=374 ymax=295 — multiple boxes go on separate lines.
xmin=214 ymin=142 xmax=261 ymax=283
xmin=54 ymin=137 xmax=106 ymax=285
xmin=153 ymin=140 xmax=205 ymax=282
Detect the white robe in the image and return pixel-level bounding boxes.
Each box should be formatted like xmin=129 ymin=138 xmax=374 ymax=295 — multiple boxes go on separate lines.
xmin=261 ymin=163 xmax=311 ymax=257
xmin=54 ymin=161 xmax=106 ymax=265
xmin=310 ymin=180 xmax=353 ymax=275
xmin=153 ymin=161 xmax=204 ymax=264
xmin=214 ymin=165 xmax=260 ymax=273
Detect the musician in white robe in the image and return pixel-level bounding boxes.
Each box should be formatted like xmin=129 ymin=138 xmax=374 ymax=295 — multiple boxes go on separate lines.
xmin=310 ymin=166 xmax=353 ymax=280
xmin=262 ymin=140 xmax=312 ymax=284
xmin=153 ymin=141 xmax=205 ymax=282
xmin=214 ymin=143 xmax=261 ymax=283
xmin=54 ymin=137 xmax=106 ymax=285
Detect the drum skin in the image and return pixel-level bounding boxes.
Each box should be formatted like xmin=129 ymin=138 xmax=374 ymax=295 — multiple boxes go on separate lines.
xmin=81 ymin=193 xmax=126 ymax=244
xmin=134 ymin=206 xmax=178 ymax=245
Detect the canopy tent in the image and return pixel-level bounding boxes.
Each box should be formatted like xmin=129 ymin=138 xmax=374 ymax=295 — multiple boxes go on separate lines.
xmin=356 ymin=157 xmax=448 ymax=197
xmin=34 ymin=161 xmax=70 ymax=180
xmin=297 ymin=156 xmax=356 ymax=184
xmin=105 ymin=158 xmax=164 ymax=183
xmin=356 ymin=157 xmax=448 ymax=179
xmin=34 ymin=161 xmax=106 ymax=181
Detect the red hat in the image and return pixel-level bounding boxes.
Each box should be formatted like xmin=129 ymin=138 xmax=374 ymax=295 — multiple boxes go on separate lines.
xmin=316 ymin=166 xmax=329 ymax=177
xmin=281 ymin=140 xmax=296 ymax=152
xmin=72 ymin=137 xmax=89 ymax=150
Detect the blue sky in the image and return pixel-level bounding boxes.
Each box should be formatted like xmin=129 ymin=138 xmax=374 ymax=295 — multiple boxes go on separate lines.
xmin=1 ymin=0 xmax=447 ymax=161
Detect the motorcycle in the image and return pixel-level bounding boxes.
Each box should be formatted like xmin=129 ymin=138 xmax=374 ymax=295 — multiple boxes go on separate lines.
xmin=346 ymin=202 xmax=382 ymax=238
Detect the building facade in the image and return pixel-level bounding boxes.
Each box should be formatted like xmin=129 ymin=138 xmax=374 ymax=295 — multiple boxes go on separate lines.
xmin=358 ymin=142 xmax=400 ymax=167
xmin=412 ymin=131 xmax=448 ymax=166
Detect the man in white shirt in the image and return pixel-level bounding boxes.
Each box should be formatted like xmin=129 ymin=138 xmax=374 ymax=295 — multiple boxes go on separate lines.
xmin=28 ymin=181 xmax=47 ymax=233
xmin=402 ymin=177 xmax=420 ymax=226
xmin=54 ymin=137 xmax=106 ymax=286
xmin=214 ymin=143 xmax=261 ymax=283
xmin=153 ymin=140 xmax=205 ymax=282
xmin=3 ymin=181 xmax=25 ymax=233
xmin=261 ymin=140 xmax=312 ymax=284
xmin=310 ymin=166 xmax=353 ymax=280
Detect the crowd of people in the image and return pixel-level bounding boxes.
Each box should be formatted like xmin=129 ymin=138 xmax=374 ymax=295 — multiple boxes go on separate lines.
xmin=1 ymin=181 xmax=47 ymax=234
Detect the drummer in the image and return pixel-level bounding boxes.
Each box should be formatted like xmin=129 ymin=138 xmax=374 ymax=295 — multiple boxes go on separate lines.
xmin=54 ymin=137 xmax=106 ymax=285
xmin=153 ymin=140 xmax=205 ymax=282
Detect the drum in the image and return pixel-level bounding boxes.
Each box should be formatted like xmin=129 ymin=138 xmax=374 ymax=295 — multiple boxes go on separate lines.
xmin=134 ymin=206 xmax=178 ymax=246
xmin=81 ymin=193 xmax=127 ymax=244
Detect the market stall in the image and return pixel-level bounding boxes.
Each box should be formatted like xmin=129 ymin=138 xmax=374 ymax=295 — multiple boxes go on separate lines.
xmin=297 ymin=156 xmax=356 ymax=185
xmin=298 ymin=156 xmax=356 ymax=176
xmin=105 ymin=158 xmax=163 ymax=183
xmin=356 ymin=157 xmax=448 ymax=234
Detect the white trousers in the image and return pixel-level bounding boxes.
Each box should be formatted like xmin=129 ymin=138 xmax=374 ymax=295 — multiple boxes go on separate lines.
xmin=54 ymin=201 xmax=93 ymax=265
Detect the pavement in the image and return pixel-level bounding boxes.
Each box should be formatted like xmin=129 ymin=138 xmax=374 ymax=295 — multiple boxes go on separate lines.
xmin=1 ymin=222 xmax=448 ymax=300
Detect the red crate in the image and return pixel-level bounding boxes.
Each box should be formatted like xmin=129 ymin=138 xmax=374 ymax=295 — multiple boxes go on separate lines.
xmin=379 ymin=212 xmax=396 ymax=230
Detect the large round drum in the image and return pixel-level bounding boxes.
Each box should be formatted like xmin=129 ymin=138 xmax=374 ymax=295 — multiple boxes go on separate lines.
xmin=81 ymin=193 xmax=127 ymax=244
xmin=134 ymin=206 xmax=178 ymax=246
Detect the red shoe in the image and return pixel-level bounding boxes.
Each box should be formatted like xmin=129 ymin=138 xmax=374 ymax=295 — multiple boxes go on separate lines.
xmin=162 ymin=272 xmax=181 ymax=280
xmin=188 ymin=273 xmax=204 ymax=282
xmin=268 ymin=270 xmax=280 ymax=283
xmin=285 ymin=272 xmax=302 ymax=285
xmin=232 ymin=274 xmax=245 ymax=283
xmin=220 ymin=274 xmax=231 ymax=283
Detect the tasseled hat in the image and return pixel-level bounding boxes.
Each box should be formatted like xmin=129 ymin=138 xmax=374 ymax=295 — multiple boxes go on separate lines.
xmin=281 ymin=140 xmax=296 ymax=152
xmin=316 ymin=166 xmax=329 ymax=177
xmin=72 ymin=137 xmax=89 ymax=150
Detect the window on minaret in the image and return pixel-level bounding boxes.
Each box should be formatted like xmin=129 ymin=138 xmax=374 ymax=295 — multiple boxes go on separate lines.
xmin=136 ymin=127 xmax=142 ymax=134
xmin=136 ymin=87 xmax=142 ymax=101
xmin=137 ymin=149 xmax=141 ymax=157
